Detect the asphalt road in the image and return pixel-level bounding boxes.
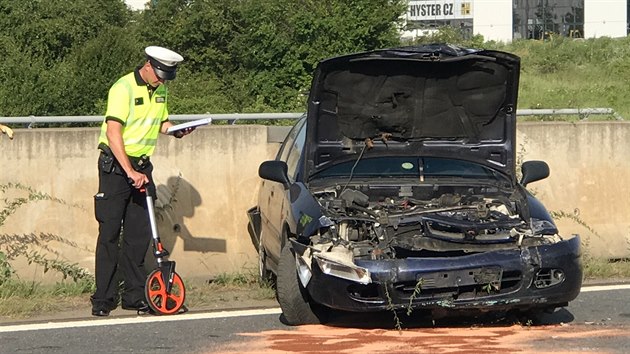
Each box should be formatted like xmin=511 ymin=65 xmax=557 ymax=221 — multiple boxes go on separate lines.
xmin=1 ymin=284 xmax=630 ymax=354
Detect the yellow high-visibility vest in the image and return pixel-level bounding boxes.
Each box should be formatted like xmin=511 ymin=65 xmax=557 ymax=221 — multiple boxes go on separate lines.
xmin=98 ymin=71 xmax=168 ymax=157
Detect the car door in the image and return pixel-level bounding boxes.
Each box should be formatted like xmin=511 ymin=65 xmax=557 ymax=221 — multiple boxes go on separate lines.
xmin=259 ymin=117 xmax=307 ymax=267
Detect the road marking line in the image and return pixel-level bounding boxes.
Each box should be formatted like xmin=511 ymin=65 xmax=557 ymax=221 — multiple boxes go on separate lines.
xmin=0 ymin=308 xmax=282 ymax=333
xmin=580 ymin=284 xmax=630 ymax=292
xmin=1 ymin=284 xmax=628 ymax=333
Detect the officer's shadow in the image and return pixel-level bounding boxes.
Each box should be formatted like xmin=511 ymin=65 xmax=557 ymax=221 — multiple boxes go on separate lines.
xmin=149 ymin=175 xmax=226 ymax=258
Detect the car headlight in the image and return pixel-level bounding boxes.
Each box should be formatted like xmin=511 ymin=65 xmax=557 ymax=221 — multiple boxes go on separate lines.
xmin=314 ymin=255 xmax=371 ymax=284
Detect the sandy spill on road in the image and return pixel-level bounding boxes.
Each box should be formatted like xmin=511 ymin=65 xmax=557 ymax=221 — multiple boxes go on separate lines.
xmin=212 ymin=324 xmax=628 ymax=353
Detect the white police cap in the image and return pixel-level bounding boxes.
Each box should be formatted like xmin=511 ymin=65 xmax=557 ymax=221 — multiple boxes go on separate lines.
xmin=145 ymin=46 xmax=184 ymax=80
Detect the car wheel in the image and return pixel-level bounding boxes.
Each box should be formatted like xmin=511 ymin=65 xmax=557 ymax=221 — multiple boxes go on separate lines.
xmin=258 ymin=230 xmax=273 ymax=283
xmin=276 ymin=241 xmax=328 ymax=325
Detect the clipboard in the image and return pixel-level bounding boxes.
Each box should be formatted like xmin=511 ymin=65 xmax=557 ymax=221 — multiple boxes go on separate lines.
xmin=166 ymin=117 xmax=212 ymax=135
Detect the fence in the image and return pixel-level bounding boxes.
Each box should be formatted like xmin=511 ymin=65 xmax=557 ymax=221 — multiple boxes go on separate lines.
xmin=0 ymin=108 xmax=622 ymax=127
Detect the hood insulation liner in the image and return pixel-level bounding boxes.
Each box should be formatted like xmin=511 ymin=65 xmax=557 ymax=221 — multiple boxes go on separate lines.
xmin=320 ymin=59 xmax=509 ymax=142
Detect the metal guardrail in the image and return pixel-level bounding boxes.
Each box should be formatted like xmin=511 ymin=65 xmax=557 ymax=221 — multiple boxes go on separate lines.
xmin=0 ymin=113 xmax=304 ymax=126
xmin=0 ymin=108 xmax=622 ymax=126
xmin=516 ymin=108 xmax=622 ymax=120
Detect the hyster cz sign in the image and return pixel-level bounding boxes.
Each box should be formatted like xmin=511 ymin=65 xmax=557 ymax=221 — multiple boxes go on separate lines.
xmin=407 ymin=0 xmax=473 ymax=21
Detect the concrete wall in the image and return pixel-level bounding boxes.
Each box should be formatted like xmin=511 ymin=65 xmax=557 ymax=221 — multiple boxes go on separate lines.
xmin=518 ymin=122 xmax=630 ymax=259
xmin=0 ymin=122 xmax=629 ymax=282
xmin=0 ymin=126 xmax=282 ymax=282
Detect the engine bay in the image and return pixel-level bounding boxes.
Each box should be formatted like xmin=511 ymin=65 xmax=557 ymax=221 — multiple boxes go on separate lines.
xmin=308 ymin=183 xmax=561 ymax=261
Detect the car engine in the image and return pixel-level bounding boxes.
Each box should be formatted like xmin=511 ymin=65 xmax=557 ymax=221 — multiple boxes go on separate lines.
xmin=309 ymin=184 xmax=561 ymax=261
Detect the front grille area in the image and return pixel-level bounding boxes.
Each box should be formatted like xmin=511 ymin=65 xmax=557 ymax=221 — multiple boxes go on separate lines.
xmin=393 ymin=270 xmax=523 ymax=301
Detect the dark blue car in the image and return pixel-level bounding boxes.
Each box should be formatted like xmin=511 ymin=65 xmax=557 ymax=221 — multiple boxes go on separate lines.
xmin=247 ymin=44 xmax=582 ymax=325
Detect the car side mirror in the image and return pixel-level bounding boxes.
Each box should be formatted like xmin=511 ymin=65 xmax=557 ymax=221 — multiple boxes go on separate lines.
xmin=259 ymin=160 xmax=291 ymax=189
xmin=520 ymin=160 xmax=550 ymax=187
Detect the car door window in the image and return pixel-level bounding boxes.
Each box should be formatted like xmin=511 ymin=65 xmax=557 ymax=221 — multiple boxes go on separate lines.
xmin=285 ymin=121 xmax=306 ymax=181
xmin=277 ymin=117 xmax=306 ymax=162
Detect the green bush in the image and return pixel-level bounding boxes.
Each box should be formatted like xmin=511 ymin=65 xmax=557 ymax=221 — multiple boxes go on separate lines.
xmin=0 ymin=183 xmax=94 ymax=291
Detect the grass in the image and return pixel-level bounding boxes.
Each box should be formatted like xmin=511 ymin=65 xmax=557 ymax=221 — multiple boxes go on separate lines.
xmin=0 ymin=279 xmax=94 ymax=318
xmin=415 ymin=29 xmax=630 ymax=120
xmin=184 ymin=271 xmax=276 ymax=308
xmin=496 ymin=36 xmax=630 ymax=120
xmin=0 ymin=270 xmax=276 ymax=319
xmin=583 ymin=257 xmax=630 ymax=280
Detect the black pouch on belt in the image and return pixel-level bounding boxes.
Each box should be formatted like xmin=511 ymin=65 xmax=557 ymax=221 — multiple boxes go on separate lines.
xmin=98 ymin=143 xmax=115 ymax=173
xmin=130 ymin=155 xmax=150 ymax=171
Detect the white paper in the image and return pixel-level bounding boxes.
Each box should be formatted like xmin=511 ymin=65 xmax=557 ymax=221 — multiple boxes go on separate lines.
xmin=166 ymin=117 xmax=212 ymax=134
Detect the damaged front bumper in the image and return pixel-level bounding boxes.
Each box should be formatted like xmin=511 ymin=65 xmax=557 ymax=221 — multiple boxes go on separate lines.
xmin=291 ymin=236 xmax=582 ymax=313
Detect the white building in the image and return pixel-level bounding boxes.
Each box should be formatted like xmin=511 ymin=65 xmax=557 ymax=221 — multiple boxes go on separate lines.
xmin=124 ymin=1 xmax=626 ymax=42
xmin=124 ymin=0 xmax=148 ymax=11
xmin=402 ymin=0 xmax=628 ymax=42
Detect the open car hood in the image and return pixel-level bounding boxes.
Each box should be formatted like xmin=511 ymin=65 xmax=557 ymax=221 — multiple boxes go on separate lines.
xmin=304 ymin=44 xmax=521 ymax=182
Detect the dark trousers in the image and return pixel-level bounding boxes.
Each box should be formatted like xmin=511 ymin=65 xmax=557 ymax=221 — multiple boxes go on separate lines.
xmin=91 ymin=157 xmax=155 ymax=310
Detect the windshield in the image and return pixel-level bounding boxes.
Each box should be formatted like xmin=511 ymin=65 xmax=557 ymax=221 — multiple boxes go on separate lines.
xmin=312 ymin=157 xmax=506 ymax=181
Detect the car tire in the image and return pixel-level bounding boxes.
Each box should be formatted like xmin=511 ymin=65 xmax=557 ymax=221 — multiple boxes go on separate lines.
xmin=276 ymin=241 xmax=328 ymax=325
xmin=258 ymin=230 xmax=273 ymax=284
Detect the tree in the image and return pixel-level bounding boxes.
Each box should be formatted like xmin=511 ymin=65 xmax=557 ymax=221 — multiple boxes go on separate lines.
xmin=0 ymin=0 xmax=130 ymax=63
xmin=0 ymin=0 xmax=408 ymax=116
xmin=233 ymin=0 xmax=406 ymax=111
xmin=137 ymin=0 xmax=406 ymax=113
xmin=62 ymin=27 xmax=143 ymax=116
xmin=0 ymin=0 xmax=133 ymax=117
xmin=137 ymin=0 xmax=245 ymax=113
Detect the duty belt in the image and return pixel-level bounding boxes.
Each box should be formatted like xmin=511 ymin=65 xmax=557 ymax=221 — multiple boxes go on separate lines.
xmin=129 ymin=154 xmax=150 ymax=170
xmin=98 ymin=142 xmax=151 ymax=172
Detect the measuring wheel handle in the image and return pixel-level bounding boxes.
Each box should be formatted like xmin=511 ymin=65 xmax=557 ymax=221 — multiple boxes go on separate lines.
xmin=139 ymin=183 xmax=187 ymax=315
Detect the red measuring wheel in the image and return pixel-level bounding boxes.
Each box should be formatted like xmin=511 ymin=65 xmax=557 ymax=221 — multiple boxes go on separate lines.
xmin=145 ymin=269 xmax=186 ymax=315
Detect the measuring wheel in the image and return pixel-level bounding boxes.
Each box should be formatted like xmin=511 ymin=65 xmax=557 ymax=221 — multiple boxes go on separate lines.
xmin=145 ymin=269 xmax=186 ymax=315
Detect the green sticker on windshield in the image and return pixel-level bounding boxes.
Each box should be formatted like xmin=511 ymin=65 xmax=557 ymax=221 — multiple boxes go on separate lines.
xmin=401 ymin=162 xmax=414 ymax=170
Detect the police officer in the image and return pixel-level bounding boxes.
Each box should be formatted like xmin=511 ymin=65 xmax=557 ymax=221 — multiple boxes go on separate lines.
xmin=92 ymin=46 xmax=194 ymax=316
